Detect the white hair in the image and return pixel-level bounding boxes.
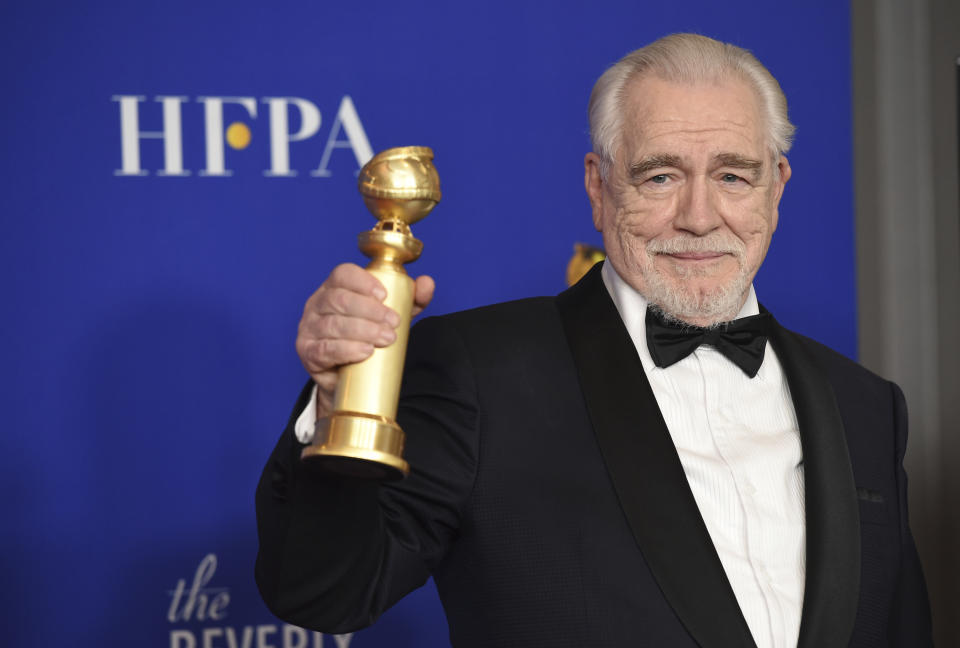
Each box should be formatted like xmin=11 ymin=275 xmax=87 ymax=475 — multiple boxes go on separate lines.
xmin=588 ymin=33 xmax=795 ymax=178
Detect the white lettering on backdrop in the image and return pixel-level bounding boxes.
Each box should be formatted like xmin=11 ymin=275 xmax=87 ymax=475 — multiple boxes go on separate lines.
xmin=167 ymin=554 xmax=353 ymax=648
xmin=112 ymin=95 xmax=373 ymax=177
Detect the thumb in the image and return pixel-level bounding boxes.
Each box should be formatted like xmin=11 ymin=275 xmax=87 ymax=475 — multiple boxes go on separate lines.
xmin=412 ymin=275 xmax=435 ymax=316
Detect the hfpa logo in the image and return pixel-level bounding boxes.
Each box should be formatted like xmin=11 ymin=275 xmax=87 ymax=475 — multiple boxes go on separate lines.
xmin=112 ymin=95 xmax=373 ymax=177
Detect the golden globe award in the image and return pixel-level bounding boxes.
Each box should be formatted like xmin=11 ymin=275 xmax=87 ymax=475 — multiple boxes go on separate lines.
xmin=301 ymin=146 xmax=441 ymax=480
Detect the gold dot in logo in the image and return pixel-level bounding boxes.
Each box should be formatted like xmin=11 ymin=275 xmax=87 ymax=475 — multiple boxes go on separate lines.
xmin=226 ymin=122 xmax=251 ymax=150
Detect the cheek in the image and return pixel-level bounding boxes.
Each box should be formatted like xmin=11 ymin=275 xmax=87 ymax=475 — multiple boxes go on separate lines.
xmin=607 ymin=206 xmax=656 ymax=253
xmin=720 ymin=194 xmax=775 ymax=238
xmin=606 ymin=192 xmax=675 ymax=239
xmin=599 ymin=205 xmax=660 ymax=275
xmin=602 ymin=215 xmax=642 ymax=260
xmin=727 ymin=207 xmax=776 ymax=268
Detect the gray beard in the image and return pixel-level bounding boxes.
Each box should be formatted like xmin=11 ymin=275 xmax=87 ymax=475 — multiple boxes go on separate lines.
xmin=641 ymin=235 xmax=750 ymax=327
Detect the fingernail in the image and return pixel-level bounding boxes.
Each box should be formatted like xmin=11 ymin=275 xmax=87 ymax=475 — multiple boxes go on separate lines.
xmin=385 ymin=310 xmax=400 ymax=327
xmin=373 ymin=286 xmax=387 ymax=300
xmin=378 ymin=328 xmax=396 ymax=345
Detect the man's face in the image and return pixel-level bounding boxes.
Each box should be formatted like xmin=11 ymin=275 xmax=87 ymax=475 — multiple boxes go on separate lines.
xmin=584 ymin=75 xmax=791 ymax=326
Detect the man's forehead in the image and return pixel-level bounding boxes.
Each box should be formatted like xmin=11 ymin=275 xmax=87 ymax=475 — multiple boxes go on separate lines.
xmin=624 ymin=75 xmax=761 ymax=123
xmin=618 ymin=75 xmax=768 ymax=157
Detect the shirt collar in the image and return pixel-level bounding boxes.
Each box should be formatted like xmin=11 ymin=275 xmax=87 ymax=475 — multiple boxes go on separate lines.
xmin=599 ymin=260 xmax=760 ymax=372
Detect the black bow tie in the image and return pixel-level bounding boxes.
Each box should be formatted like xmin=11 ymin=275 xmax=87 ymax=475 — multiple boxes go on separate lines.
xmin=645 ymin=307 xmax=772 ymax=378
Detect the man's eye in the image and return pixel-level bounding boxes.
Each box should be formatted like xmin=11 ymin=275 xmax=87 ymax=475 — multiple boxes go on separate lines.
xmin=650 ymin=174 xmax=669 ymax=184
xmin=721 ymin=173 xmax=743 ymax=183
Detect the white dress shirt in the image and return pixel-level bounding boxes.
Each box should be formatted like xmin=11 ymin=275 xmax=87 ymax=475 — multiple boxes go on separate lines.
xmin=295 ymin=261 xmax=806 ymax=647
xmin=601 ymin=261 xmax=805 ymax=648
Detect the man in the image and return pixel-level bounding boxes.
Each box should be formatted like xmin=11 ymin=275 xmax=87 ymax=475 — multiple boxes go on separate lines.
xmin=256 ymin=34 xmax=932 ymax=647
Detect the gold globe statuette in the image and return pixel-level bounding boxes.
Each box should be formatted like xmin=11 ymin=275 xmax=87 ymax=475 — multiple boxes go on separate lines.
xmin=301 ymin=146 xmax=441 ymax=480
xmin=566 ymin=243 xmax=606 ymax=287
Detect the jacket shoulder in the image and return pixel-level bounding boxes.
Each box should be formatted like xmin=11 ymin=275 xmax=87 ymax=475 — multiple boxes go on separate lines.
xmin=429 ymin=295 xmax=557 ymax=327
xmin=777 ymin=327 xmax=903 ymax=430
xmin=411 ymin=295 xmax=561 ymax=348
xmin=783 ymin=326 xmax=892 ymax=389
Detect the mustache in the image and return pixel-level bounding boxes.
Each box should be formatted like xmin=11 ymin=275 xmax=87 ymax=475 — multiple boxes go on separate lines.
xmin=646 ymin=234 xmax=746 ymax=256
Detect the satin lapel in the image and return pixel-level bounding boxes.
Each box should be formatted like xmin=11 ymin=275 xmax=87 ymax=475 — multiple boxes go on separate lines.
xmin=556 ymin=266 xmax=756 ymax=648
xmin=765 ymin=318 xmax=860 ymax=648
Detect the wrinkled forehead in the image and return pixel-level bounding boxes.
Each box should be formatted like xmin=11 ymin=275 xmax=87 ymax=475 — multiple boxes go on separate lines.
xmin=618 ymin=74 xmax=770 ymax=158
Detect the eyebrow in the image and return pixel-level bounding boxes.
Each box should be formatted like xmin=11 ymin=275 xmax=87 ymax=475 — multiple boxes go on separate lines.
xmin=714 ymin=153 xmax=763 ymax=180
xmin=628 ymin=154 xmax=683 ymax=178
xmin=627 ymin=152 xmax=765 ymax=180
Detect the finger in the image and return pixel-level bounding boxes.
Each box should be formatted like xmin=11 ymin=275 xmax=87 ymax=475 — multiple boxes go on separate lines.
xmin=412 ymin=275 xmax=435 ymax=317
xmin=300 ymin=312 xmax=397 ymax=347
xmin=303 ymin=264 xmax=390 ymax=317
xmin=299 ymin=338 xmax=376 ymax=373
xmin=308 ymin=286 xmax=400 ymax=326
xmin=312 ymin=370 xmax=339 ymax=400
xmin=326 ymin=263 xmax=388 ymax=300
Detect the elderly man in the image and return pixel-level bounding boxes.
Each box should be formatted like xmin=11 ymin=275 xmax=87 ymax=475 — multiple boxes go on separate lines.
xmin=256 ymin=34 xmax=932 ymax=647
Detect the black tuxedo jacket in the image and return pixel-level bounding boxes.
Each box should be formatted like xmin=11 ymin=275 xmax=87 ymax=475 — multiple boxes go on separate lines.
xmin=256 ymin=265 xmax=932 ymax=647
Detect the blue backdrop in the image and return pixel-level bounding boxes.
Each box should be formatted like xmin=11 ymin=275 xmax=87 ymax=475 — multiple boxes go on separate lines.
xmin=1 ymin=2 xmax=852 ymax=646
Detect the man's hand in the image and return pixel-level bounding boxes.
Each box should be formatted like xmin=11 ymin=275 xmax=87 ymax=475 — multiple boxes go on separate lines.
xmin=296 ymin=263 xmax=435 ymax=419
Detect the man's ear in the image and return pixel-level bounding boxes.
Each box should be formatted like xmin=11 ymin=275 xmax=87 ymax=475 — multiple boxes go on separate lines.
xmin=584 ymin=152 xmax=606 ymax=231
xmin=773 ymin=154 xmax=791 ymax=204
xmin=768 ymin=154 xmax=792 ymax=233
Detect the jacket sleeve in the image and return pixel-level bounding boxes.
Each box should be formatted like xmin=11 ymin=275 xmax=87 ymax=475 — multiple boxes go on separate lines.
xmin=254 ymin=316 xmax=480 ymax=633
xmin=888 ymin=381 xmax=934 ymax=645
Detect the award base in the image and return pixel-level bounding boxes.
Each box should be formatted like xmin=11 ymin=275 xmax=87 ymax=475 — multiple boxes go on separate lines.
xmin=301 ymin=413 xmax=410 ymax=481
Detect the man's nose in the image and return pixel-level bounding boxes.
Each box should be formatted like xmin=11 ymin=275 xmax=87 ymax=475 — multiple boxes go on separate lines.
xmin=673 ymin=176 xmax=722 ymax=235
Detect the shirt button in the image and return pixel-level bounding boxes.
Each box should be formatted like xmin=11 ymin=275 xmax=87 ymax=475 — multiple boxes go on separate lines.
xmin=742 ymin=483 xmax=757 ymax=496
